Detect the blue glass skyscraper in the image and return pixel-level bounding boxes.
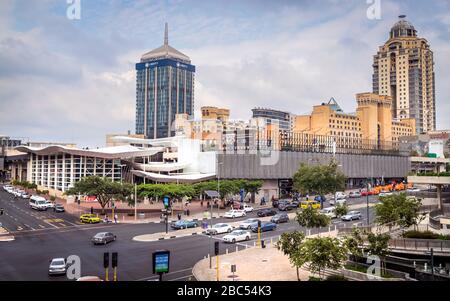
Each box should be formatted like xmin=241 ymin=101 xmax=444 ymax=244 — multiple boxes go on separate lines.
xmin=135 ymin=23 xmax=195 ymax=139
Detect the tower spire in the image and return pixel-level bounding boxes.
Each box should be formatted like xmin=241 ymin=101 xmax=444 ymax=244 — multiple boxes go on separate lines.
xmin=164 ymin=22 xmax=168 ymax=46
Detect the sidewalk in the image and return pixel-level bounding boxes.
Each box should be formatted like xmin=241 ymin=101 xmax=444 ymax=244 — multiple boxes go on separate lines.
xmin=192 ymin=230 xmax=338 ymax=281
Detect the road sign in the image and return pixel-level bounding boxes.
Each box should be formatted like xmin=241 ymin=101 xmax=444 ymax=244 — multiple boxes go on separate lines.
xmin=231 ymin=265 xmax=236 ymax=273
xmin=163 ymin=196 xmax=170 ymax=209
xmin=153 ymin=250 xmax=170 ymax=274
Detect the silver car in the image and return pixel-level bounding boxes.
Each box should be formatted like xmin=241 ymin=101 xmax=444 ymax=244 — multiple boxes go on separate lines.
xmin=341 ymin=211 xmax=362 ymax=221
xmin=48 ymin=258 xmax=67 ymax=276
xmin=92 ymin=232 xmax=116 ymax=245
xmin=239 ymin=218 xmax=260 ymax=230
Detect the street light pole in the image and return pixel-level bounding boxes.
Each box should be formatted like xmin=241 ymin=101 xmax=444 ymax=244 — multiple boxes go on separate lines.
xmin=134 ymin=183 xmax=137 ymax=221
xmin=366 ymin=178 xmax=370 ymax=227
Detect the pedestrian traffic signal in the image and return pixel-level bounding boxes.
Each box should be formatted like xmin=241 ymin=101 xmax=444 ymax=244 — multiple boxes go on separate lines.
xmin=215 ymin=241 xmax=220 ymax=255
xmin=112 ymin=252 xmax=118 ymax=268
xmin=103 ymin=252 xmax=109 ymax=269
xmin=0 ymin=208 xmax=3 ymax=215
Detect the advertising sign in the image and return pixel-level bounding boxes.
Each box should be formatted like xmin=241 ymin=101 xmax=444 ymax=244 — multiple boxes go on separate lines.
xmin=153 ymin=250 xmax=170 ymax=274
xmin=163 ymin=196 xmax=170 ymax=209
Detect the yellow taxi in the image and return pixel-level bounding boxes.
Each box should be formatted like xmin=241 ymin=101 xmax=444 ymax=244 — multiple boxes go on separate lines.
xmin=80 ymin=214 xmax=101 ymax=224
xmin=300 ymin=200 xmax=321 ymax=210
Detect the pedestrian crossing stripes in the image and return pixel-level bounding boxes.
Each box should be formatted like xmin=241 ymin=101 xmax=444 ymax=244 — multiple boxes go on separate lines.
xmin=43 ymin=218 xmax=64 ymax=223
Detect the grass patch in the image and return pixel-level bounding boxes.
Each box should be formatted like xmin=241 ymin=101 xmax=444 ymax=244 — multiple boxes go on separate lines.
xmin=344 ymin=263 xmax=395 ymax=279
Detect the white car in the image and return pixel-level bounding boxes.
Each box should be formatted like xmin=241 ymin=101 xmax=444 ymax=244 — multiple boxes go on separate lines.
xmin=242 ymin=204 xmax=254 ymax=213
xmin=222 ymin=230 xmax=251 ymax=243
xmin=206 ymin=223 xmax=233 ymax=235
xmin=239 ymin=218 xmax=260 ymax=230
xmin=335 ymin=192 xmax=347 ymax=200
xmin=3 ymin=185 xmax=13 ymax=191
xmin=329 ymin=198 xmax=347 ymax=206
xmin=320 ymin=207 xmax=337 ymax=219
xmin=341 ymin=211 xmax=362 ymax=221
xmin=407 ymin=187 xmax=420 ymax=193
xmin=20 ymin=192 xmax=30 ymax=199
xmin=224 ymin=209 xmax=246 ymax=219
xmin=48 ymin=258 xmax=67 ymax=276
xmin=379 ymin=191 xmax=393 ymax=197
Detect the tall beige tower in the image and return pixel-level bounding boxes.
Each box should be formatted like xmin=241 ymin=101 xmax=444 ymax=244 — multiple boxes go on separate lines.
xmin=372 ymin=15 xmax=435 ymax=134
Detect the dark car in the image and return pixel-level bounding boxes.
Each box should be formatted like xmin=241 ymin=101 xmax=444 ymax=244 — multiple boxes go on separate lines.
xmin=91 ymin=232 xmax=116 ymax=245
xmin=271 ymin=213 xmax=289 ymax=224
xmin=278 ymin=201 xmax=296 ymax=211
xmin=170 ymin=220 xmax=198 ymax=230
xmin=251 ymin=222 xmax=277 ymax=233
xmin=257 ymin=209 xmax=277 ymax=217
xmin=53 ymin=204 xmax=65 ymax=213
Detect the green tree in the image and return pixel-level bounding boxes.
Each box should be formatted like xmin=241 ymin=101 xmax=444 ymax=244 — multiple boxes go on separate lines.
xmin=65 ymin=176 xmax=133 ymax=214
xmin=343 ymin=228 xmax=365 ymax=261
xmin=333 ymin=203 xmax=348 ymax=218
xmin=375 ymin=193 xmax=422 ymax=228
xmin=293 ymin=160 xmax=346 ymax=202
xmin=300 ymin=237 xmax=348 ymax=279
xmin=276 ymin=231 xmax=306 ymax=281
xmin=243 ymin=180 xmax=263 ymax=203
xmin=296 ymin=206 xmax=330 ymax=235
xmin=366 ymin=232 xmax=391 ymax=274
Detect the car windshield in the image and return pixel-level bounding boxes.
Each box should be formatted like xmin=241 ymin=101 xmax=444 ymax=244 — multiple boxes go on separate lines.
xmin=214 ymin=224 xmax=225 ymax=228
xmin=229 ymin=231 xmax=242 ymax=236
xmin=52 ymin=260 xmax=65 ymax=266
xmin=94 ymin=233 xmax=105 ymax=237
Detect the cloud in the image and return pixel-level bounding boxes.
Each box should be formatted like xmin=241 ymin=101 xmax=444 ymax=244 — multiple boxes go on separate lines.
xmin=0 ymin=0 xmax=449 ymax=148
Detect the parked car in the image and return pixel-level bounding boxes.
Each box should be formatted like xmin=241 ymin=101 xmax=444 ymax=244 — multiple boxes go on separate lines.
xmin=30 ymin=195 xmax=49 ymax=211
xmin=251 ymin=221 xmax=277 ymax=233
xmin=300 ymin=200 xmax=321 ymax=209
xmin=320 ymin=207 xmax=337 ymax=219
xmin=54 ymin=204 xmax=65 ymax=213
xmin=341 ymin=211 xmax=362 ymax=221
xmin=242 ymin=204 xmax=254 ymax=213
xmin=48 ymin=258 xmax=67 ymax=276
xmin=335 ymin=192 xmax=347 ymax=200
xmin=80 ymin=214 xmax=101 ymax=224
xmin=20 ymin=192 xmax=30 ymax=199
xmin=278 ymin=201 xmax=296 ymax=211
xmin=239 ymin=218 xmax=261 ymax=230
xmin=91 ymin=232 xmax=116 ymax=245
xmin=379 ymin=191 xmax=393 ymax=197
xmin=314 ymin=195 xmax=327 ymax=203
xmin=224 ymin=209 xmax=246 ymax=219
xmin=407 ymin=187 xmax=421 ymax=193
xmin=361 ymin=190 xmax=374 ymax=197
xmin=271 ymin=213 xmax=289 ymax=224
xmin=206 ymin=223 xmax=233 ymax=235
xmin=349 ymin=191 xmax=362 ymax=198
xmin=170 ymin=220 xmax=198 ymax=230
xmin=222 ymin=230 xmax=251 ymax=243
xmin=2 ymin=185 xmax=13 ymax=191
xmin=256 ymin=208 xmax=277 ymax=217
xmin=329 ymin=198 xmax=347 ymax=206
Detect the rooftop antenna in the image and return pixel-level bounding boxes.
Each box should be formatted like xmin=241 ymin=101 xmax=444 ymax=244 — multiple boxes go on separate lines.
xmin=164 ymin=22 xmax=168 ymax=46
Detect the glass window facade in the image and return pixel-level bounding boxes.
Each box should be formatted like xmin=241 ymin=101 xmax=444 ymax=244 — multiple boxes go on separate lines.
xmin=136 ymin=59 xmax=195 ymax=139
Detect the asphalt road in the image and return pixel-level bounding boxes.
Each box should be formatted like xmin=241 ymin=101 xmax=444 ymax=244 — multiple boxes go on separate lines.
xmin=0 ymin=189 xmax=379 ymax=281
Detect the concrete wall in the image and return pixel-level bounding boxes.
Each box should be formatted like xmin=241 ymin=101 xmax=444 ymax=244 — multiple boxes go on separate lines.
xmin=218 ymin=151 xmax=410 ymax=180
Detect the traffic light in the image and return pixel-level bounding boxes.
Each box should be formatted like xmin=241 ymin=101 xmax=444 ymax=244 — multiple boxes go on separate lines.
xmin=112 ymin=252 xmax=118 ymax=268
xmin=214 ymin=241 xmax=219 ymax=256
xmin=0 ymin=208 xmax=3 ymax=215
xmin=103 ymin=252 xmax=109 ymax=269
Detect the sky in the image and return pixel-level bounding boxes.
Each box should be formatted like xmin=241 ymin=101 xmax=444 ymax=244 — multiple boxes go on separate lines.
xmin=1 ymin=0 xmax=450 ymax=147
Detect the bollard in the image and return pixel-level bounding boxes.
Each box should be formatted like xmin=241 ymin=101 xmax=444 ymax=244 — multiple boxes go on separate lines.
xmin=254 ymin=241 xmax=256 ymax=247
xmin=261 ymin=240 xmax=265 ymax=249
xmin=270 ymin=237 xmax=273 ymax=245
xmin=328 ymin=226 xmax=331 ymax=232
xmin=334 ymin=225 xmax=337 ymax=231
xmin=226 ymin=249 xmax=229 ymax=255
xmin=235 ymin=246 xmax=239 ymax=253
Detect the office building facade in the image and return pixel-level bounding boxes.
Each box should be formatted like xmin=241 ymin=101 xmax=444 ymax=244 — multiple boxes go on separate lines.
xmin=372 ymin=15 xmax=436 ymax=134
xmin=135 ymin=23 xmax=195 ymax=139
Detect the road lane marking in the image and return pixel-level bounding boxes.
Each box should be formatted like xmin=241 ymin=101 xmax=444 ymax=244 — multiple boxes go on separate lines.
xmin=38 ymin=225 xmax=45 ymax=228
xmin=58 ymin=223 xmax=66 ymax=227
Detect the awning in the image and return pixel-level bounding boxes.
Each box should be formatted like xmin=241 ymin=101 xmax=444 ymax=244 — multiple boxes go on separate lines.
xmin=131 ymin=170 xmax=216 ymax=184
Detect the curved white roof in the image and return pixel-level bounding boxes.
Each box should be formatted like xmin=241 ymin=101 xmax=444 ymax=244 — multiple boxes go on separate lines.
xmin=134 ymin=162 xmax=191 ymax=172
xmin=15 ymin=145 xmax=164 ymax=159
xmin=131 ymin=170 xmax=216 ymax=184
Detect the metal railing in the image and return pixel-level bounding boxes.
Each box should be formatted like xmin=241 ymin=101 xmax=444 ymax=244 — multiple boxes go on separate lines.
xmin=389 ymin=238 xmax=450 ymax=252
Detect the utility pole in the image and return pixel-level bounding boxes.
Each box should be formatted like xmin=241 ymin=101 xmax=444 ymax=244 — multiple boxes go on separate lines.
xmin=366 ymin=178 xmax=370 ymax=226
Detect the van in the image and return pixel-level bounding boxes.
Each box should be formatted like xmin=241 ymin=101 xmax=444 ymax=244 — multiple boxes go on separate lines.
xmin=320 ymin=207 xmax=337 ymax=219
xmin=30 ymin=195 xmax=49 ymax=211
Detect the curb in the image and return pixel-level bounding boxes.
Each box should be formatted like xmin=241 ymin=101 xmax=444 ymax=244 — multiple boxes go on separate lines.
xmin=133 ymin=230 xmax=207 ymax=242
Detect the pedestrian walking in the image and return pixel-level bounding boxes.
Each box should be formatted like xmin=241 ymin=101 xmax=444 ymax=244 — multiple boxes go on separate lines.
xmin=177 ymin=213 xmax=181 ymax=220
xmin=200 ymin=200 xmax=203 ymax=207
xmin=114 ymin=214 xmax=118 ymax=224
xmin=90 ymin=206 xmax=94 ymax=214
xmin=186 ymin=208 xmax=190 ymax=216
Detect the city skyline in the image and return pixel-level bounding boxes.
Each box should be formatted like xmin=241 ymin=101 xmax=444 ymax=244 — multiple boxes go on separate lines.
xmin=1 ymin=0 xmax=450 ymax=147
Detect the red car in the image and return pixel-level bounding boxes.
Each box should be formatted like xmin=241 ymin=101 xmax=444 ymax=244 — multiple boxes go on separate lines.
xmin=361 ymin=190 xmax=373 ymax=197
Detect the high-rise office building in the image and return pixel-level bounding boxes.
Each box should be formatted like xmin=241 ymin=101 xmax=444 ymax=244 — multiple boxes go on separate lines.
xmin=251 ymin=108 xmax=293 ymax=131
xmin=372 ymin=15 xmax=435 ymax=134
xmin=135 ymin=23 xmax=195 ymax=139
